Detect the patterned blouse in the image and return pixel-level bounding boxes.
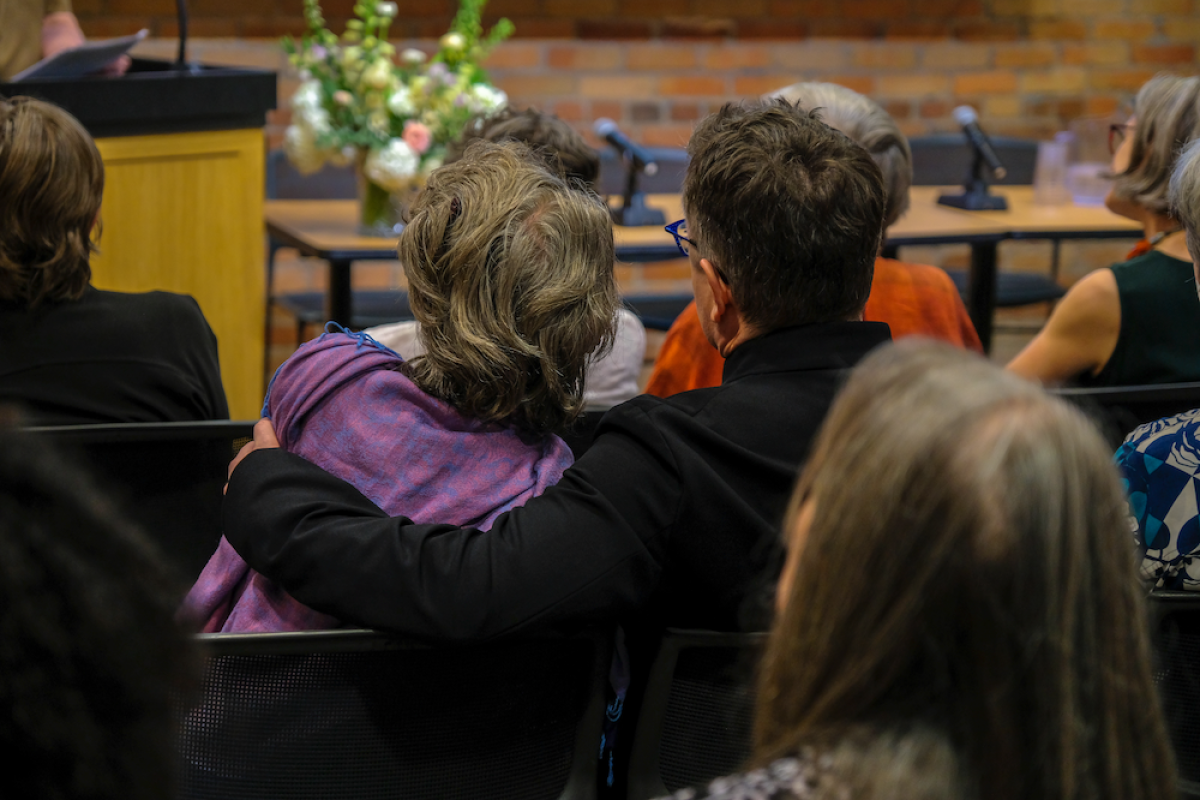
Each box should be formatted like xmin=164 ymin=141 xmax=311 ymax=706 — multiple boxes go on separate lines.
xmin=1115 ymin=408 xmax=1200 ymax=589
xmin=658 ymin=754 xmax=847 ymax=800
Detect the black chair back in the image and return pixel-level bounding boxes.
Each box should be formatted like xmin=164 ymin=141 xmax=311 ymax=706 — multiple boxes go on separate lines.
xmin=176 ymin=628 xmax=611 ymax=800
xmin=626 ymin=629 xmax=767 ymax=800
xmin=908 ymin=134 xmax=1038 ymax=186
xmin=24 ymin=420 xmax=255 ymax=589
xmin=1152 ymin=591 xmax=1200 ymax=799
xmin=598 ymin=147 xmax=689 ymax=197
xmin=1052 ymin=382 xmax=1200 ymax=448
xmin=265 ymin=149 xmax=358 ymax=200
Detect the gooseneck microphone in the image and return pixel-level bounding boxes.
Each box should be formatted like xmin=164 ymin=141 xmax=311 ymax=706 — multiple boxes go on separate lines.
xmin=953 ymin=105 xmax=1006 ymax=181
xmin=593 ymin=118 xmax=659 ymax=177
xmin=176 ymin=0 xmax=189 ymax=67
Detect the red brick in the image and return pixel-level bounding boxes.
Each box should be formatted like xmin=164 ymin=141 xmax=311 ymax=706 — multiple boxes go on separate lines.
xmin=919 ymin=100 xmax=950 ymax=118
xmin=845 ymin=0 xmax=913 ymax=18
xmin=483 ymin=42 xmax=544 ymax=69
xmin=544 ymin=0 xmax=616 ymax=15
xmin=1132 ymin=43 xmax=1196 ymax=64
xmin=697 ymin=0 xmax=767 ymax=14
xmin=483 ymin=0 xmax=541 ymax=13
xmin=703 ymin=47 xmax=771 ymax=69
xmin=618 ymin=0 xmax=690 ymax=15
xmin=580 ymin=76 xmax=656 ymax=98
xmin=1020 ymin=68 xmax=1087 ymax=94
xmin=160 ymin=18 xmax=242 ymax=36
xmin=876 ymin=74 xmax=951 ymax=98
xmin=670 ymin=102 xmax=704 ymax=121
xmin=809 ymin=19 xmax=881 ymax=38
xmin=639 ymin=124 xmax=694 ymax=147
xmin=1028 ymin=19 xmax=1088 ymax=39
xmin=659 ymin=76 xmax=727 ymax=96
xmin=631 ymin=102 xmax=661 ymax=122
xmin=920 ymin=42 xmax=991 ymax=70
xmin=852 ymin=43 xmax=918 ymax=70
xmin=955 ymin=20 xmax=1021 ymax=41
xmin=1062 ymin=42 xmax=1130 ymax=65
xmin=884 ymin=21 xmax=955 ymax=40
xmin=577 ymin=19 xmax=653 ymax=39
xmin=107 ymin=0 xmax=175 ymax=13
xmin=773 ymin=41 xmax=849 ymax=70
xmin=1141 ymin=0 xmax=1192 ymax=10
xmin=914 ymin=0 xmax=984 ymax=13
xmin=661 ymin=18 xmax=737 ymax=38
xmin=552 ymin=100 xmax=586 ymax=122
xmin=1094 ymin=19 xmax=1156 ymax=39
xmin=546 ymin=45 xmax=622 ymax=70
xmin=627 ymin=44 xmax=698 ymax=69
xmin=1089 ymin=68 xmax=1159 ymax=90
xmin=736 ymin=19 xmax=808 ymax=38
xmin=954 ymin=71 xmax=1018 ymax=94
xmin=497 ymin=74 xmax=576 ymax=97
xmin=504 ymin=18 xmax=576 ymax=38
xmin=819 ymin=75 xmax=875 ymax=95
xmin=1085 ymin=95 xmax=1122 ymax=117
xmin=733 ymin=74 xmax=804 ymax=96
xmin=239 ymin=18 xmax=311 ymax=37
xmin=994 ymin=42 xmax=1057 ymax=68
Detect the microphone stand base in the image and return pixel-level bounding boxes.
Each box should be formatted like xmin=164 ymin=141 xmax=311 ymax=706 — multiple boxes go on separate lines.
xmin=937 ymin=191 xmax=1008 ymax=211
xmin=610 ymin=194 xmax=666 ymax=227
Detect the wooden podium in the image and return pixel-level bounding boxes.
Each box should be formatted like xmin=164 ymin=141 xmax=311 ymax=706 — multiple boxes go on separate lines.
xmin=1 ymin=60 xmax=276 ymax=418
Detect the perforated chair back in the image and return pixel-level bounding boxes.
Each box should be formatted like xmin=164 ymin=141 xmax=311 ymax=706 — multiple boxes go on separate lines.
xmin=598 ymin=147 xmax=690 ymax=197
xmin=1152 ymin=591 xmax=1200 ymax=799
xmin=265 ymin=149 xmax=357 ymax=200
xmin=176 ymin=628 xmax=610 ymax=800
xmin=908 ymin=134 xmax=1038 ymax=186
xmin=627 ymin=629 xmax=768 ymax=800
xmin=1052 ymin=382 xmax=1200 ymax=447
xmin=23 ymin=421 xmax=254 ymax=589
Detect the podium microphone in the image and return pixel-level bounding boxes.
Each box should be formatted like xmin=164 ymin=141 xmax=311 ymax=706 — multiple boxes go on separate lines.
xmin=175 ymin=0 xmax=189 ymax=67
xmin=594 ymin=118 xmax=659 ymax=176
xmin=953 ymin=105 xmax=1006 ymax=181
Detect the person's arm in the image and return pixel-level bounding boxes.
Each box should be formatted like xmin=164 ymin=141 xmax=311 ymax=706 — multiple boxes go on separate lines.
xmin=41 ymin=11 xmax=85 ymax=59
xmin=223 ymin=404 xmax=677 ymax=641
xmin=1006 ymin=267 xmax=1121 ymax=385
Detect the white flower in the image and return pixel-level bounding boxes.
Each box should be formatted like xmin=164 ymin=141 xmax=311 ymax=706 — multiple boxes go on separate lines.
xmin=387 ymin=88 xmax=416 ymax=117
xmin=468 ymin=84 xmax=507 ymax=113
xmin=283 ymin=123 xmax=328 ymax=174
xmin=376 ymin=1 xmax=397 ymax=17
xmin=365 ymin=139 xmax=420 ymax=192
xmin=291 ymin=80 xmax=324 ymax=115
xmin=333 ymin=90 xmax=354 ymax=106
xmin=401 ymin=48 xmax=426 ymax=65
xmin=362 ymin=58 xmax=393 ymax=90
xmin=440 ymin=32 xmax=465 ymax=51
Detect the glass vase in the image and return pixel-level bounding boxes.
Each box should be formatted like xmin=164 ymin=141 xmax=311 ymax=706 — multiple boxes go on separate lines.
xmin=355 ymin=160 xmax=405 ymax=239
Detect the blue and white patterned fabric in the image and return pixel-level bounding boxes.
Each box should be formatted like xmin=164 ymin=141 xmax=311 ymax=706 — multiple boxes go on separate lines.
xmin=1115 ymin=408 xmax=1200 ymax=589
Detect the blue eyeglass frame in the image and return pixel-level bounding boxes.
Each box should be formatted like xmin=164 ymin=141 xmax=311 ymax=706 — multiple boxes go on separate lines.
xmin=664 ymin=219 xmax=697 ymax=258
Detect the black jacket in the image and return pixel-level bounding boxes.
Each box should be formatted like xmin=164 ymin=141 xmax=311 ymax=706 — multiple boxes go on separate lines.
xmin=223 ymin=321 xmax=891 ymax=639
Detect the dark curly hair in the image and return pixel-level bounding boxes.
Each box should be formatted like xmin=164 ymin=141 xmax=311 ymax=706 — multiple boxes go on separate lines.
xmin=445 ymin=106 xmax=600 ymax=189
xmin=0 ymin=419 xmax=198 ymax=800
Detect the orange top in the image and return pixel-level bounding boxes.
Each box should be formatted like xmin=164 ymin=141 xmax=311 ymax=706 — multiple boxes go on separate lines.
xmin=644 ymin=257 xmax=983 ymax=397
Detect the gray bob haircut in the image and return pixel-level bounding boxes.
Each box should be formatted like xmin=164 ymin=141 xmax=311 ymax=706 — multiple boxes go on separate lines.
xmin=769 ymin=81 xmax=912 ymax=230
xmin=1169 ymin=137 xmax=1200 ymax=257
xmin=1113 ymin=73 xmax=1200 ymax=217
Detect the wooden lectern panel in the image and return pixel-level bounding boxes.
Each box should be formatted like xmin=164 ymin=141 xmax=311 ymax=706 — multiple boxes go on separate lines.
xmin=92 ymin=128 xmax=265 ymax=419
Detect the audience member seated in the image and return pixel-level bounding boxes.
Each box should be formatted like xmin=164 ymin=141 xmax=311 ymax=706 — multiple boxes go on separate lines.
xmin=0 ymin=97 xmax=229 ymax=424
xmin=1008 ymin=73 xmax=1200 ymax=386
xmin=368 ymin=106 xmax=646 ymax=412
xmin=1115 ymin=138 xmax=1200 ymax=590
xmin=670 ymin=342 xmax=1176 ymax=800
xmin=0 ymin=417 xmax=197 ymax=799
xmin=645 ymin=82 xmax=980 ymax=398
xmin=181 ymin=141 xmax=619 ymax=632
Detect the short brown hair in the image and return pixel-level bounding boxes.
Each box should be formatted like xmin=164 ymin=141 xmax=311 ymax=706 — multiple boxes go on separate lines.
xmin=684 ymin=100 xmax=884 ymax=332
xmin=445 ymin=107 xmax=600 ymax=189
xmin=770 ymin=82 xmax=912 ymax=230
xmin=758 ymin=341 xmax=1176 ymax=800
xmin=398 ymin=141 xmax=618 ymax=433
xmin=0 ymin=97 xmax=104 ymax=307
xmin=1112 ymin=73 xmax=1200 ymax=217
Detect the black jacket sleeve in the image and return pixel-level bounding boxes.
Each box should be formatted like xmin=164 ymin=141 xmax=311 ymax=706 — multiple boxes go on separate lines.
xmin=222 ymin=401 xmax=678 ymax=641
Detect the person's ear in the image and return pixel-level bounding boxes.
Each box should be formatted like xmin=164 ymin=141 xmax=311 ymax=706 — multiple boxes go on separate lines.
xmin=699 ymin=257 xmax=732 ymax=321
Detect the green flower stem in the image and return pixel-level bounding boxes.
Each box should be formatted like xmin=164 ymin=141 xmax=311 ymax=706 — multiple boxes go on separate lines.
xmin=360 ymin=177 xmax=392 ymax=229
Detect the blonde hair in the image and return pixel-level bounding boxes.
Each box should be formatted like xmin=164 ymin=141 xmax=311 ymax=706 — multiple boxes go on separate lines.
xmin=770 ymin=82 xmax=912 ymax=229
xmin=0 ymin=97 xmax=104 ymax=307
xmin=1113 ymin=73 xmax=1200 ymax=216
xmin=757 ymin=341 xmax=1176 ymax=800
xmin=398 ymin=141 xmax=618 ymax=433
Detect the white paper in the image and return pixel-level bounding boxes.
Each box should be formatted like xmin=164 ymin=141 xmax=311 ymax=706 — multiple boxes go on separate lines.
xmin=11 ymin=29 xmax=148 ymax=82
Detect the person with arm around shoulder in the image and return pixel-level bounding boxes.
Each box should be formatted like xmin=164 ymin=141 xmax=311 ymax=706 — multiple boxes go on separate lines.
xmin=667 ymin=341 xmax=1176 ymax=800
xmin=1007 ymin=73 xmax=1200 ymax=387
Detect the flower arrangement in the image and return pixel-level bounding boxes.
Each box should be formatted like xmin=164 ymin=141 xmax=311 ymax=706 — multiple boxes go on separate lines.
xmin=282 ymin=0 xmax=513 ymax=232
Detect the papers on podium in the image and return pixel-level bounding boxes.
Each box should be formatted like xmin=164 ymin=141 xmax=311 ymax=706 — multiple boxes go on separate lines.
xmin=11 ymin=30 xmax=148 ymax=82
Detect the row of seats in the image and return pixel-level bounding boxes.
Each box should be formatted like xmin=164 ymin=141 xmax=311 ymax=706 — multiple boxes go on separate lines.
xmin=173 ymin=597 xmax=1200 ymax=800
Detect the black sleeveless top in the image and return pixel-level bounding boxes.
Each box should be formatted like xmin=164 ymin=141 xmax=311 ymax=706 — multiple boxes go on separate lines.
xmin=1080 ymin=250 xmax=1200 ymax=387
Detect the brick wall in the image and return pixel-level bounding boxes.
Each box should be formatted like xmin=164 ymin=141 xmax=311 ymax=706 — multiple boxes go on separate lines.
xmin=108 ymin=1 xmax=1199 ymax=149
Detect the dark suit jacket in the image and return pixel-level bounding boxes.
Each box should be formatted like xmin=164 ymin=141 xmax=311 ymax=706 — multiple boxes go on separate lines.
xmin=223 ymin=321 xmax=891 ymax=639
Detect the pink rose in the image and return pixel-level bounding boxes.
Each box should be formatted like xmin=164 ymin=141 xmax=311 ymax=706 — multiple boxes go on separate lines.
xmin=402 ymin=121 xmax=432 ymax=155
